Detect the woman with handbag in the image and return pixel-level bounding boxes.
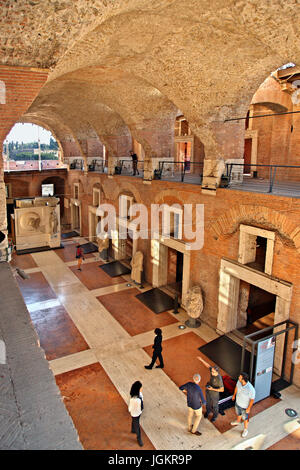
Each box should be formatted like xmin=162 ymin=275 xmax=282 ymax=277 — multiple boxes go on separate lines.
xmin=128 ymin=381 xmax=144 ymax=447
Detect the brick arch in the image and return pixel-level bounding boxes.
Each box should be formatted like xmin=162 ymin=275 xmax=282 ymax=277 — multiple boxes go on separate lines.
xmin=154 ymin=189 xmax=185 ymax=206
xmin=90 ymin=181 xmax=106 ymax=202
xmin=110 ymin=182 xmax=142 ymax=204
xmin=210 ymin=204 xmax=300 ymax=252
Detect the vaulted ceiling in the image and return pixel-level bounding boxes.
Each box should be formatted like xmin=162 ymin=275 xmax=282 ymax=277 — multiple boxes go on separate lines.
xmin=2 ymin=0 xmax=300 ymax=156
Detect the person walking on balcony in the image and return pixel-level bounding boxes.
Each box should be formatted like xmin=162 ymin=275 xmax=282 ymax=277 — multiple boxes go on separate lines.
xmin=231 ymin=372 xmax=255 ymax=438
xmin=130 ymin=150 xmax=139 ymax=176
xmin=144 ymin=328 xmax=164 ymax=369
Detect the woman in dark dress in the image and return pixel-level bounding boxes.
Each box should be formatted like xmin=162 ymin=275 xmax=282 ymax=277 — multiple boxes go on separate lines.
xmin=145 ymin=328 xmax=164 ymax=369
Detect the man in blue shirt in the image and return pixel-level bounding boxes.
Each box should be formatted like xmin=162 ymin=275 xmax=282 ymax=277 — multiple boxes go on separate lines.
xmin=179 ymin=374 xmax=206 ymax=436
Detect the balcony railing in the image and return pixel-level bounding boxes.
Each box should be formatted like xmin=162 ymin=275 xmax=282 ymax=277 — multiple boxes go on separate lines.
xmin=69 ymin=158 xmax=84 ymax=170
xmin=88 ymin=159 xmax=105 ymax=172
xmin=225 ymin=163 xmax=300 ymax=197
xmin=115 ymin=159 xmax=144 ymax=177
xmin=155 ymin=161 xmax=204 ymax=184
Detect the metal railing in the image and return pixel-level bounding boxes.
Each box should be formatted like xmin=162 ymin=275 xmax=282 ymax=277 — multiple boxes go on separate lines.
xmin=241 ymin=320 xmax=298 ymax=389
xmin=156 ymin=161 xmax=204 ymax=184
xmin=115 ymin=159 xmax=144 ymax=176
xmin=69 ymin=158 xmax=84 ymax=170
xmin=88 ymin=159 xmax=105 ymax=172
xmin=226 ymin=163 xmax=300 ymax=194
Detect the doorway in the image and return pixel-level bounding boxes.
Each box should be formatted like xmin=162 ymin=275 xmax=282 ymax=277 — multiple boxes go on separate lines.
xmin=6 ymin=202 xmax=14 ymax=235
xmin=243 ymin=138 xmax=252 ymax=174
xmin=176 ymin=141 xmax=192 ymax=172
xmin=238 ymin=284 xmax=276 ymax=337
xmin=73 ymin=205 xmax=80 ymax=231
xmin=166 ymin=247 xmax=184 ymax=297
xmin=217 ymin=258 xmax=293 ymax=375
xmin=71 ymin=202 xmax=81 ymax=234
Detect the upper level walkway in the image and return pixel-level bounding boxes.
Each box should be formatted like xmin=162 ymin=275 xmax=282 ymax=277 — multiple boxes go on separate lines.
xmin=83 ymin=159 xmax=300 ymax=199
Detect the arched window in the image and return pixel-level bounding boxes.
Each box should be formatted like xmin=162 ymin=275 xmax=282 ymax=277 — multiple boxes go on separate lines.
xmin=0 ymin=80 xmax=6 ymax=104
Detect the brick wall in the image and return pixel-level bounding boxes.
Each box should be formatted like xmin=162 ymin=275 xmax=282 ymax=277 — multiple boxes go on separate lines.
xmin=0 ymin=66 xmax=48 ymax=144
xmin=64 ymin=172 xmax=300 ymax=387
xmin=0 ymin=66 xmax=48 ymax=247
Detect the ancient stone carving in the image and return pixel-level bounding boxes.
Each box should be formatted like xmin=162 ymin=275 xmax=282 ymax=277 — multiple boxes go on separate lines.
xmin=20 ymin=212 xmax=41 ymax=232
xmin=130 ymin=250 xmax=143 ymax=284
xmin=185 ymin=285 xmax=203 ymax=328
xmin=13 ymin=197 xmax=61 ymax=251
xmin=50 ymin=208 xmax=59 ymax=235
xmin=97 ymin=232 xmax=110 ymax=260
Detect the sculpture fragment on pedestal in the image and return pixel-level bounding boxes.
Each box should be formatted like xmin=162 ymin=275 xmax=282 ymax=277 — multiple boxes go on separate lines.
xmin=185 ymin=285 xmax=204 ymax=328
xmin=97 ymin=232 xmax=110 ymax=261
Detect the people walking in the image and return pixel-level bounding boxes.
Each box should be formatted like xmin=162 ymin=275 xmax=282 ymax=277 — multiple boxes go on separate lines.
xmin=130 ymin=150 xmax=139 ymax=176
xmin=128 ymin=381 xmax=144 ymax=447
xmin=231 ymin=372 xmax=255 ymax=438
xmin=179 ymin=374 xmax=206 ymax=436
xmin=197 ymin=356 xmax=224 ymax=422
xmin=144 ymin=328 xmax=164 ymax=369
xmin=76 ymin=244 xmax=85 ymax=271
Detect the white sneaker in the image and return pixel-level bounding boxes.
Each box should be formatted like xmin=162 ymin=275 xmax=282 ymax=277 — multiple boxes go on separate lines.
xmin=230 ymin=421 xmax=240 ymax=426
xmin=242 ymin=429 xmax=248 ymax=438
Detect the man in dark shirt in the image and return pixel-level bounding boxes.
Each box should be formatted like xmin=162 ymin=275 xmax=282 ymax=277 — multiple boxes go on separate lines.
xmin=179 ymin=374 xmax=206 ymax=436
xmin=130 ymin=150 xmax=139 ymax=176
xmin=197 ymin=356 xmax=224 ymax=422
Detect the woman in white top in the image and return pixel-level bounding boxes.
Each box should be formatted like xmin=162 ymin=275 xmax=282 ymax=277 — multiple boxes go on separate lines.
xmin=128 ymin=381 xmax=144 ymax=447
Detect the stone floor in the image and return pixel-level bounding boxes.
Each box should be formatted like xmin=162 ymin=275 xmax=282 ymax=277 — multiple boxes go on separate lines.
xmin=227 ymin=178 xmax=300 ymax=198
xmin=8 ymin=240 xmax=300 ymax=450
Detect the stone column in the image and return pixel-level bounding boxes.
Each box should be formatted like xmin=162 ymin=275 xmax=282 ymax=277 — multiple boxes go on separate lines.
xmin=273 ymin=296 xmax=291 ymax=375
xmin=143 ymin=155 xmax=153 ymax=181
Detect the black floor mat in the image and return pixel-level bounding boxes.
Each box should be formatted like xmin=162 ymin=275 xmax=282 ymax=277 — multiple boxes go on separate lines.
xmin=16 ymin=244 xmax=64 ymax=255
xmin=271 ymin=378 xmax=290 ymax=393
xmin=61 ymin=231 xmax=79 ymax=239
xmin=199 ymin=335 xmax=254 ymax=380
xmin=99 ymin=260 xmax=131 ymax=277
xmin=79 ymin=242 xmax=98 ymax=254
xmin=135 ymin=288 xmax=174 ymax=314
